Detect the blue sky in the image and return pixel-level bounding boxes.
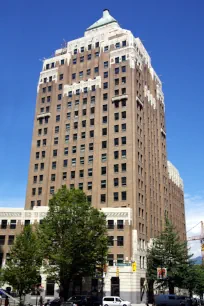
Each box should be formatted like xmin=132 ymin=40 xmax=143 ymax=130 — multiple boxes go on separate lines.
xmin=0 ymin=0 xmax=203 ymax=254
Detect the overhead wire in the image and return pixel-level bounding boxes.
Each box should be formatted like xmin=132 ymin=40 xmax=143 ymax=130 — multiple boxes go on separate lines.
xmin=186 ymin=221 xmax=201 ymax=234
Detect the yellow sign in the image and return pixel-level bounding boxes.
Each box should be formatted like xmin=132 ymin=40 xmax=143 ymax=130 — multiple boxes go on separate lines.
xmin=132 ymin=262 xmax=137 ymax=272
xmin=201 ymin=244 xmax=204 ymax=252
xmin=116 ymin=267 xmax=119 ymax=277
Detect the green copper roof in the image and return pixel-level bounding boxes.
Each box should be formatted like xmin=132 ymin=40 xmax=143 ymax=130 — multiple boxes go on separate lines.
xmin=86 ymin=10 xmax=118 ymax=31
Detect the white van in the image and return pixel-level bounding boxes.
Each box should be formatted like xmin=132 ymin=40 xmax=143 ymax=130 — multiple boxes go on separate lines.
xmin=102 ymin=296 xmax=131 ymax=306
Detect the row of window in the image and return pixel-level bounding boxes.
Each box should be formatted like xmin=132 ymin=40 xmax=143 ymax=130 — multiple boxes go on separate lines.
xmin=45 ymin=59 xmax=64 ymax=70
xmin=72 ymin=40 xmax=126 ymax=55
xmin=0 ymin=235 xmax=15 ymax=245
xmin=107 ymin=254 xmax=124 ymax=266
xmin=108 ymin=236 xmax=124 ymax=246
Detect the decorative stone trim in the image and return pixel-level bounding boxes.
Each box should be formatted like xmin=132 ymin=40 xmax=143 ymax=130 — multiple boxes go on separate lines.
xmin=63 ymin=76 xmax=101 ymax=96
xmin=112 ymin=94 xmax=128 ymax=102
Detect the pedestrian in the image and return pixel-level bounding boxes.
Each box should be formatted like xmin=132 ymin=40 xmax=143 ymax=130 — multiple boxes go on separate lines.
xmin=39 ymin=296 xmax=43 ymax=306
xmin=5 ymin=297 xmax=9 ymax=306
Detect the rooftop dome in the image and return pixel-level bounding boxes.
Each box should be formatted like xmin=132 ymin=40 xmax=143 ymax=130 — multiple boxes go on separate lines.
xmin=86 ymin=9 xmax=118 ymax=31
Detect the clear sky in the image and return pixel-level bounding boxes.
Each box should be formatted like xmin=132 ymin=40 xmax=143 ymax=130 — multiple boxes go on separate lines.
xmin=0 ymin=0 xmax=203 ymax=255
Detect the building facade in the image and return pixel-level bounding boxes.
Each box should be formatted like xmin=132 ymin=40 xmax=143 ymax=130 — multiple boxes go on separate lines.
xmin=0 ymin=10 xmax=186 ymax=305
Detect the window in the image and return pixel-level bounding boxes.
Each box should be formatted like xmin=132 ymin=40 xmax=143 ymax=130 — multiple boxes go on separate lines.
xmin=115 ymin=57 xmax=120 ymax=64
xmin=103 ymin=105 xmax=107 ymax=112
xmin=122 ymin=55 xmax=126 ymax=62
xmin=55 ymin=126 xmax=59 ymax=133
xmin=52 ymin=161 xmax=56 ymax=170
xmin=0 ymin=236 xmax=5 ymax=245
xmin=79 ymin=71 xmax=83 ymax=78
xmin=70 ymin=184 xmax=74 ymax=189
xmin=117 ymin=254 xmax=124 ymax=264
xmin=102 ymin=116 xmax=107 ymax=124
xmin=64 ymin=147 xmax=68 ymax=155
xmin=57 ymin=104 xmax=61 ymax=112
xmin=121 ymin=136 xmax=126 ymax=145
xmin=103 ymin=82 xmax=108 ymax=89
xmin=37 ymin=140 xmax=41 ymax=147
xmin=33 ymin=176 xmax=37 ymax=183
xmin=95 ymin=51 xmax=99 ymax=57
xmin=114 ymin=164 xmax=119 ymax=173
xmin=121 ymin=163 xmax=126 ymax=172
xmin=122 ymin=66 xmax=126 ymax=72
xmin=122 ymin=40 xmax=127 ymax=47
xmin=90 ymin=118 xmax=95 ymax=126
xmin=81 ymin=46 xmax=84 ymax=52
xmin=117 ymin=220 xmax=124 ymax=230
xmin=114 ymin=138 xmax=119 ymax=146
xmin=102 ymin=141 xmax=107 ymax=149
xmin=104 ymin=71 xmax=108 ymax=78
xmin=79 ymin=169 xmax=84 ymax=178
xmin=84 ymin=87 xmax=88 ymax=94
xmin=8 ymin=235 xmax=15 ymax=245
xmin=92 ymin=85 xmax=95 ymax=92
xmin=107 ymin=254 xmax=114 ymax=266
xmin=114 ymin=113 xmax=119 ymax=120
xmin=122 ymin=123 xmax=126 ymax=131
xmin=39 ymin=174 xmax=43 ymax=182
xmin=102 ymin=128 xmax=107 ymax=136
xmin=94 ymin=67 xmax=99 ymax=73
xmin=50 ymin=186 xmax=55 ymax=194
xmin=41 ymin=97 xmax=45 ymax=103
xmin=72 ymin=158 xmax=76 ymax=166
xmin=87 ymin=54 xmax=92 ymax=60
xmin=114 ymin=151 xmax=119 ymax=159
xmin=65 ymin=135 xmax=69 ymax=143
xmin=72 ymin=146 xmax=77 ymax=154
xmin=115 ymin=67 xmax=119 ymax=74
xmin=95 ymin=42 xmax=99 ymax=48
xmin=121 ymin=177 xmax=127 ymax=186
xmin=72 ymin=73 xmax=76 ymax=80
xmin=101 ymin=194 xmax=106 ymax=203
xmin=108 ymin=236 xmax=114 ymax=247
xmin=58 ymin=84 xmax=62 ymax=90
xmin=91 ymin=96 xmax=95 ymax=103
xmin=104 ymin=61 xmax=108 ymax=68
xmin=122 ymin=111 xmax=126 ymax=119
xmin=40 ymin=163 xmax=44 ymax=170
xmin=61 ymin=59 xmax=64 ymax=65
xmin=71 ymin=171 xmax=75 ymax=179
xmin=54 ymin=137 xmax=58 ymax=145
xmin=114 ymin=125 xmax=119 ymax=133
xmin=1 ymin=220 xmax=7 ymax=229
xmin=76 ymin=89 xmax=80 ymax=96
xmin=59 ymin=74 xmax=63 ymax=80
xmin=101 ymin=153 xmax=107 ymax=162
xmin=81 ymin=132 xmax=86 ymax=139
xmin=46 ymin=279 xmax=55 ymax=296
xmin=88 ymin=168 xmax=93 ymax=177
xmin=58 ymin=94 xmax=62 ymax=101
xmin=101 ymin=180 xmax=106 ymax=189
xmin=78 ymin=183 xmax=83 ymax=190
xmin=88 ymin=155 xmax=93 ymax=163
xmin=87 ymin=69 xmax=91 ymax=76
xmin=114 ymin=192 xmax=119 ymax=201
xmin=73 ymin=133 xmax=77 ymax=140
xmin=68 ymin=91 xmax=72 ymax=98
xmin=90 ymin=130 xmax=94 ymax=138
xmin=80 ymin=144 xmax=85 ymax=152
xmin=101 ymin=167 xmax=106 ymax=175
xmin=51 ymin=174 xmax=55 ymax=182
xmin=102 ymin=95 xmax=108 ymax=104
xmin=88 ymin=44 xmax=92 ymax=50
xmin=122 ymin=88 xmax=126 ymax=95
xmin=82 ymin=109 xmax=87 ymax=116
xmin=56 ymin=115 xmax=60 ymax=122
xmin=115 ymin=42 xmax=120 ymax=49
xmin=114 ymin=178 xmax=119 ymax=187
xmin=36 ymin=152 xmax=39 ymax=159
xmin=44 ymin=127 xmax=48 ymax=135
xmin=121 ymin=150 xmax=126 ymax=158
xmin=117 ymin=236 xmax=124 ymax=246
xmin=53 ymin=149 xmax=57 ymax=157
xmin=89 ymin=143 xmax=94 ymax=151
xmin=80 ymin=56 xmax=84 ymax=62
xmin=108 ymin=220 xmax=114 ymax=229
xmin=38 ymin=129 xmax=42 ymax=136
xmin=115 ymin=78 xmax=119 ymax=86
xmin=87 ymin=182 xmax=92 ymax=190
xmin=74 ymin=48 xmax=77 ymax=54
xmin=73 ymin=58 xmax=77 ymax=64
xmin=121 ymin=191 xmax=127 ymax=201
xmin=10 ymin=220 xmax=16 ymax=229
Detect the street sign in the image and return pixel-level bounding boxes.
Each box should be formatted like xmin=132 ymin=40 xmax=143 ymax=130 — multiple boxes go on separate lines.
xmin=132 ymin=261 xmax=137 ymax=272
xmin=157 ymin=267 xmax=167 ymax=279
xmin=116 ymin=267 xmax=119 ymax=277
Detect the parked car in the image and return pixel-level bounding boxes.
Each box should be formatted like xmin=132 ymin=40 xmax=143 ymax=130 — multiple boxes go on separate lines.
xmin=102 ymin=296 xmax=131 ymax=306
xmin=154 ymin=294 xmax=187 ymax=306
xmin=68 ymin=296 xmax=88 ymax=306
xmin=49 ymin=298 xmax=61 ymax=306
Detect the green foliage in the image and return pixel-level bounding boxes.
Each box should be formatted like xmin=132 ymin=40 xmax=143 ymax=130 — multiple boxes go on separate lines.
xmin=38 ymin=186 xmax=108 ymax=300
xmin=183 ymin=264 xmax=204 ymax=297
xmin=147 ymin=217 xmax=193 ymax=293
xmin=1 ymin=225 xmax=42 ymax=302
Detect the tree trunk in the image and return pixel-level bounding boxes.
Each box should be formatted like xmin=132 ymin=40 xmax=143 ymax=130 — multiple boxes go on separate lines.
xmin=60 ymin=279 xmax=70 ymax=301
xmin=168 ymin=281 xmax=174 ymax=294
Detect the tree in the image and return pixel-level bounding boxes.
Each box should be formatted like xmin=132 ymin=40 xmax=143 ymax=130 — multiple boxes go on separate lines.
xmin=1 ymin=225 xmax=42 ymax=305
xmin=147 ymin=217 xmax=193 ymax=296
xmin=38 ymin=186 xmax=108 ymax=301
